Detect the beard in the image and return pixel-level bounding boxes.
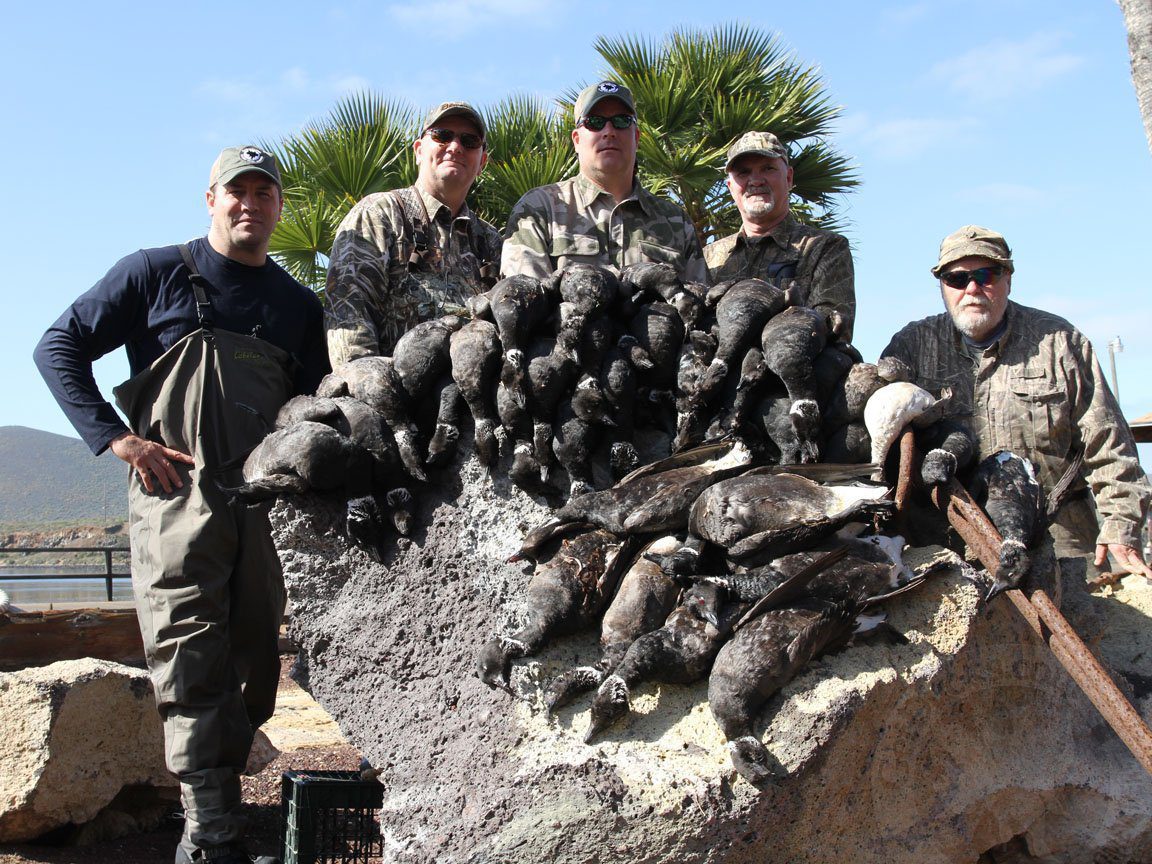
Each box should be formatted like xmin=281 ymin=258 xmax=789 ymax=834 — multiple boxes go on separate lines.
xmin=949 ymin=300 xmax=1001 ymax=340
xmin=741 ymin=194 xmax=775 ymax=219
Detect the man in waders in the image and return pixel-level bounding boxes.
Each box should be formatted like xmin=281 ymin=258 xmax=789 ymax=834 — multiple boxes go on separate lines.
xmin=35 ymin=145 xmax=329 ymax=864
xmin=324 ymin=101 xmax=502 ymax=363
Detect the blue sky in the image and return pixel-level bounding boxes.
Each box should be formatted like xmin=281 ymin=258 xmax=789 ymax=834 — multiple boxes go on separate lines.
xmin=5 ymin=0 xmax=1149 ymax=463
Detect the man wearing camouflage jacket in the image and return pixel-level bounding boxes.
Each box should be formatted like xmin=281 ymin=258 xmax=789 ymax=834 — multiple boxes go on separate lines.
xmin=883 ymin=225 xmax=1151 ymax=580
xmin=325 ymin=101 xmax=502 ymax=363
xmin=501 ymin=81 xmax=708 ymax=282
xmin=705 ymin=131 xmax=855 ymax=342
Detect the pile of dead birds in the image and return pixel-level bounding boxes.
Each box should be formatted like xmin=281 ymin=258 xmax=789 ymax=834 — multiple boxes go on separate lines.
xmin=225 ymin=261 xmax=1056 ymax=784
xmin=474 ymin=439 xmax=940 ymax=785
xmin=475 ymin=434 xmax=1062 ymax=787
xmin=225 ymin=263 xmax=975 ymax=558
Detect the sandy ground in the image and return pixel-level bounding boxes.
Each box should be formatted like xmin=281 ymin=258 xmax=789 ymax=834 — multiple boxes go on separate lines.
xmin=0 ymin=656 xmax=369 ymax=864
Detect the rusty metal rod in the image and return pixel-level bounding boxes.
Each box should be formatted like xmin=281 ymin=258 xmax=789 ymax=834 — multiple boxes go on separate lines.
xmin=931 ymin=477 xmax=1152 ymax=777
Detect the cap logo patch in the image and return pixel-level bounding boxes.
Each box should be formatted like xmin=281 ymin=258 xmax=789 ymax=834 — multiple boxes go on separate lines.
xmin=597 ymin=82 xmax=620 ymax=93
xmin=239 ymin=147 xmax=265 ymax=164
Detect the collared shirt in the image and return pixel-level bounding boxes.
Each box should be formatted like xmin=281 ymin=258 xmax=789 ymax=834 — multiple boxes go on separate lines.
xmin=325 ymin=184 xmax=502 ymax=363
xmin=882 ymin=301 xmax=1150 ymax=549
xmin=704 ymin=214 xmax=856 ymax=342
xmin=500 ymin=174 xmax=709 ymax=283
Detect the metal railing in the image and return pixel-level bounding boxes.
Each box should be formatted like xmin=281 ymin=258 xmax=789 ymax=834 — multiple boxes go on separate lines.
xmin=0 ymin=546 xmax=131 ymax=602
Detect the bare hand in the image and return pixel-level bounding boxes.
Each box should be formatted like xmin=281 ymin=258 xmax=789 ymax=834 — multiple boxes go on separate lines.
xmin=1095 ymin=543 xmax=1152 ymax=581
xmin=110 ymin=432 xmax=195 ymax=494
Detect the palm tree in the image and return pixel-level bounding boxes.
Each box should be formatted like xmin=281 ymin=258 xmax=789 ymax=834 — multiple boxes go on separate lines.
xmin=266 ymin=92 xmax=571 ymax=292
xmin=266 ymin=23 xmax=857 ymax=289
xmin=472 ymin=94 xmax=577 ymax=227
xmin=265 ymin=93 xmax=417 ymax=290
xmin=577 ymin=23 xmax=859 ymax=242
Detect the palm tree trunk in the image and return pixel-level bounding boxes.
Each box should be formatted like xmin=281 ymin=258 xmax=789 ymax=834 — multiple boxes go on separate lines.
xmin=1120 ymin=0 xmax=1152 ymax=154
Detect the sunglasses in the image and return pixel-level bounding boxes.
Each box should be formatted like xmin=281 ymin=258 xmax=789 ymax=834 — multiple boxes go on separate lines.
xmin=578 ymin=113 xmax=637 ymax=132
xmin=940 ymin=265 xmax=1005 ymax=289
xmin=425 ymin=127 xmax=484 ymax=150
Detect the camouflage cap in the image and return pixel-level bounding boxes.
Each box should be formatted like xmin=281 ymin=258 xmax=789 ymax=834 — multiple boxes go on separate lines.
xmin=574 ymin=81 xmax=637 ymax=122
xmin=422 ymin=101 xmax=487 ymax=140
xmin=931 ymin=225 xmax=1014 ymax=277
xmin=208 ymin=145 xmax=281 ymax=188
xmin=725 ymin=131 xmax=789 ymax=169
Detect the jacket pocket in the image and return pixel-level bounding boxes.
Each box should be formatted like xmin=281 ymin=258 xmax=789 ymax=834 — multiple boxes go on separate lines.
xmin=637 ymin=240 xmax=682 ymax=267
xmin=1010 ymin=377 xmax=1071 ymax=460
xmin=551 ymin=233 xmax=602 ymax=266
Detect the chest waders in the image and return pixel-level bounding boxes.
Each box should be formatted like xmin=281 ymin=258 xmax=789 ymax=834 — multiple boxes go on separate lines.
xmin=113 ymin=246 xmax=293 ymax=857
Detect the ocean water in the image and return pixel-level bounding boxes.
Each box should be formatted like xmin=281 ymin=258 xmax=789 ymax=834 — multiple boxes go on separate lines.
xmin=0 ymin=568 xmax=133 ymax=605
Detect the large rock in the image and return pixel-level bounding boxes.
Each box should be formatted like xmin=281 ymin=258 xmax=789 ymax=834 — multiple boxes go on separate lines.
xmin=271 ymin=454 xmax=1152 ymax=864
xmin=0 ymin=658 xmax=174 ymax=843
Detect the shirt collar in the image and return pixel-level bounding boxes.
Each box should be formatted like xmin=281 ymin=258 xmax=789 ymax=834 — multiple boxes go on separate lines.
xmin=738 ymin=212 xmax=797 ymax=248
xmin=574 ymin=173 xmax=648 ymax=213
xmin=414 ymin=183 xmax=473 ymax=225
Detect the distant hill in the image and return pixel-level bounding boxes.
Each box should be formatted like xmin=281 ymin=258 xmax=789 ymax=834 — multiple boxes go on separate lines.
xmin=0 ymin=426 xmax=128 ymax=526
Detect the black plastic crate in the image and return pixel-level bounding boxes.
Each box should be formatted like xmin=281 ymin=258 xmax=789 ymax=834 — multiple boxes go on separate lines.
xmin=280 ymin=770 xmax=384 ymax=864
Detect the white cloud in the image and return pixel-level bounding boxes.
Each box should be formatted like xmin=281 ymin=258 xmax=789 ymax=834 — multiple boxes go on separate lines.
xmin=955 ymin=183 xmax=1044 ymax=205
xmin=282 ymin=68 xmax=311 ymax=91
xmin=333 ymin=75 xmax=373 ymax=95
xmin=881 ymin=2 xmax=934 ymax=27
xmin=198 ymin=69 xmax=374 ymax=109
xmin=855 ymin=116 xmax=978 ymax=160
xmin=929 ymin=32 xmax=1083 ymax=103
xmin=196 ymin=78 xmax=264 ymax=104
xmin=386 ymin=0 xmax=557 ymax=40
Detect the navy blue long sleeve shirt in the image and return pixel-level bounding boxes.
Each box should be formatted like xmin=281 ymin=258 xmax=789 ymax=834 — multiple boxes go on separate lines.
xmin=35 ymin=237 xmax=330 ymax=454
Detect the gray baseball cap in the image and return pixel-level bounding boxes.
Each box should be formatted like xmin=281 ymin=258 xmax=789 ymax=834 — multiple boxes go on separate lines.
xmin=422 ymin=101 xmax=487 ymax=140
xmin=931 ymin=225 xmax=1014 ymax=276
xmin=209 ymin=145 xmax=281 ymax=188
xmin=574 ymin=81 xmax=637 ymax=121
xmin=725 ymin=131 xmax=789 ymax=169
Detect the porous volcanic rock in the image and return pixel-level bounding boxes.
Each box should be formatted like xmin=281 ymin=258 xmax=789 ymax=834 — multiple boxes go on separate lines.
xmin=0 ymin=658 xmax=174 ymax=843
xmin=270 ymin=453 xmax=1152 ymax=864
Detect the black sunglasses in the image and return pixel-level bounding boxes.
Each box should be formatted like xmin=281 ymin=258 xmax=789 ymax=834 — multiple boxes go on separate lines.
xmin=940 ymin=265 xmax=1005 ymax=289
xmin=578 ymin=113 xmax=637 ymax=132
xmin=425 ymin=127 xmax=484 ymax=150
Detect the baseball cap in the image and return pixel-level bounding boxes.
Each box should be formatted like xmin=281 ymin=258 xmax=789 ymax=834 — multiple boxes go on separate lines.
xmin=931 ymin=225 xmax=1014 ymax=277
xmin=422 ymin=101 xmax=487 ymax=140
xmin=209 ymin=145 xmax=281 ymax=188
xmin=725 ymin=131 xmax=789 ymax=169
xmin=574 ymin=81 xmax=637 ymax=121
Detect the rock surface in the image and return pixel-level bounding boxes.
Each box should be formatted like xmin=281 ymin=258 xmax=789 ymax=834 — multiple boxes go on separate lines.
xmin=271 ymin=453 xmax=1152 ymax=864
xmin=0 ymin=658 xmax=174 ymax=843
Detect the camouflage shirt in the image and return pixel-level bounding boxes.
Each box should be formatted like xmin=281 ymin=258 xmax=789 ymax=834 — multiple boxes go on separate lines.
xmin=325 ymin=185 xmax=502 ymax=363
xmin=882 ymin=301 xmax=1150 ymax=550
xmin=500 ymin=174 xmax=709 ymax=283
xmin=704 ymin=214 xmax=856 ymax=342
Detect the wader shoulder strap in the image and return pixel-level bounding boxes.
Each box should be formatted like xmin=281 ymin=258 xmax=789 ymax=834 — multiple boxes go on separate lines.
xmin=177 ymin=243 xmax=215 ymax=333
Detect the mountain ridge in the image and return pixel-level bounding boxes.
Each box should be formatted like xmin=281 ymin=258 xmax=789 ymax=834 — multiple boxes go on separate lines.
xmin=0 ymin=425 xmax=128 ymax=526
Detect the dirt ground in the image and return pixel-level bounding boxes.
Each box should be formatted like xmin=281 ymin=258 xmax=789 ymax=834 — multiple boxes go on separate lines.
xmin=0 ymin=657 xmax=369 ymax=864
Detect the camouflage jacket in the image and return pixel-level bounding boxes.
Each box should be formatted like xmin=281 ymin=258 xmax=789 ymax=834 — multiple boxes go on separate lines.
xmin=882 ymin=301 xmax=1150 ymax=549
xmin=325 ymin=185 xmax=502 ymax=363
xmin=500 ymin=174 xmax=709 ymax=283
xmin=704 ymin=214 xmax=856 ymax=342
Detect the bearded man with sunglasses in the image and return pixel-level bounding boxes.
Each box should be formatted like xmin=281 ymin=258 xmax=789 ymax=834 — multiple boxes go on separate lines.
xmin=501 ymin=81 xmax=708 ymax=282
xmin=706 ymin=131 xmax=856 ymax=341
xmin=325 ymin=101 xmax=502 ymax=362
xmin=882 ymin=225 xmax=1151 ymax=581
